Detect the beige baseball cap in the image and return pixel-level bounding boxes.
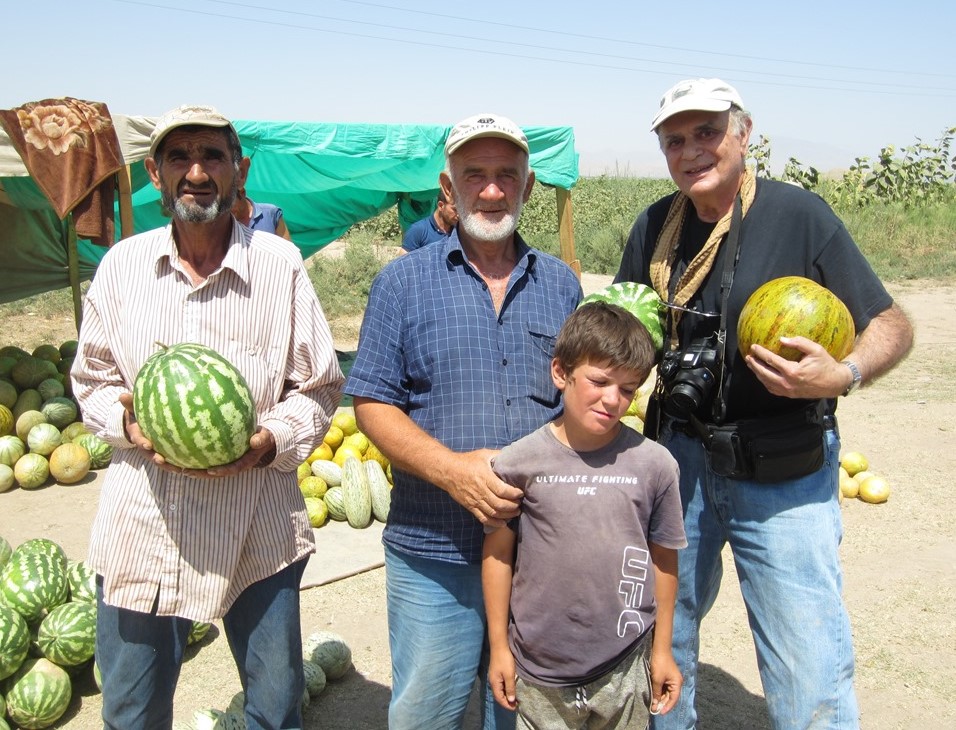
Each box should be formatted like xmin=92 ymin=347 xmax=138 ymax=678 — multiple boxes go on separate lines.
xmin=444 ymin=113 xmax=529 ymax=155
xmin=148 ymin=104 xmax=236 ymax=158
xmin=650 ymin=78 xmax=745 ymax=132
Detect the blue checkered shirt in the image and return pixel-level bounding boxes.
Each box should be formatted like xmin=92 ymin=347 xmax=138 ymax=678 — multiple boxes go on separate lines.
xmin=345 ymin=231 xmax=582 ymax=563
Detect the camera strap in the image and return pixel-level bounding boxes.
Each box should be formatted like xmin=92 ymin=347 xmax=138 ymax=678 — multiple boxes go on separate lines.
xmin=710 ymin=193 xmax=744 ymax=425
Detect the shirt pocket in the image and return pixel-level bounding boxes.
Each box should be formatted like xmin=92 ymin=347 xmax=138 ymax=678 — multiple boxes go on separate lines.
xmin=525 ymin=317 xmax=561 ymax=407
xmin=222 ymin=340 xmax=281 ymax=410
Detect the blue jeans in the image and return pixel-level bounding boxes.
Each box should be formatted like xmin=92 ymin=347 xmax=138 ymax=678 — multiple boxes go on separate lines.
xmin=385 ymin=543 xmax=516 ymax=730
xmin=96 ymin=559 xmax=307 ymax=730
xmin=651 ymin=427 xmax=858 ymax=730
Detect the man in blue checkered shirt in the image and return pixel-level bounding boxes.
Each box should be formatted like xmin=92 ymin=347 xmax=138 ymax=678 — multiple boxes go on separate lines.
xmin=345 ymin=113 xmax=582 ymax=730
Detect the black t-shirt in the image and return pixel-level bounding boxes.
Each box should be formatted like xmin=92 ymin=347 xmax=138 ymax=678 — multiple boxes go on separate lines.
xmin=615 ymin=178 xmax=893 ymax=422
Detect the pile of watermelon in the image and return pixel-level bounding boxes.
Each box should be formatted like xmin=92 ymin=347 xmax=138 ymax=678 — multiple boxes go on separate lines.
xmin=0 ymin=342 xmax=113 ymax=495
xmin=0 ymin=533 xmax=215 ymax=729
xmin=296 ymin=410 xmax=392 ymax=531
xmin=0 ymin=534 xmax=95 ymax=728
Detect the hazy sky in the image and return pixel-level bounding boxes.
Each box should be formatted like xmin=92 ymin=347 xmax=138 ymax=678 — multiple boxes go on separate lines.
xmin=4 ymin=0 xmax=954 ymax=177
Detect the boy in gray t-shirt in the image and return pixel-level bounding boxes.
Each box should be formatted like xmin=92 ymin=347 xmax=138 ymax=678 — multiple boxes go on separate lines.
xmin=483 ymin=301 xmax=686 ymax=729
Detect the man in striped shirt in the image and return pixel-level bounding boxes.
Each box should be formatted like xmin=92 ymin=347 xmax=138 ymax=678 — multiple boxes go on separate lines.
xmin=71 ymin=104 xmax=344 ymax=730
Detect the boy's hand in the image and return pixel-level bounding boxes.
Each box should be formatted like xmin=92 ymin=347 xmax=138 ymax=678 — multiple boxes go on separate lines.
xmin=650 ymin=651 xmax=683 ymax=715
xmin=488 ymin=648 xmax=518 ymax=711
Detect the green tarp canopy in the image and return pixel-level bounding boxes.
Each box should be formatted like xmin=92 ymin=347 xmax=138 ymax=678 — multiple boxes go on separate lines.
xmin=0 ymin=112 xmax=579 ymax=305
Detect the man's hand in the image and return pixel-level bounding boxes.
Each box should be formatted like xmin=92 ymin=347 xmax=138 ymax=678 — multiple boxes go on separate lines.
xmin=443 ymin=449 xmax=523 ymax=528
xmin=744 ymin=337 xmax=850 ymax=399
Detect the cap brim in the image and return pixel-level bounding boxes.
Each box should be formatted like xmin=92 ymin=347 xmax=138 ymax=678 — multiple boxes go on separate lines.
xmin=148 ymin=119 xmax=233 ymax=158
xmin=445 ymin=130 xmax=530 ymax=156
xmin=650 ymin=98 xmax=734 ymax=132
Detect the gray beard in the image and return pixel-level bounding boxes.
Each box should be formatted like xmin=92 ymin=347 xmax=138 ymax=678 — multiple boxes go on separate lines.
xmin=162 ymin=183 xmax=238 ymax=224
xmin=455 ymin=198 xmax=523 ymax=243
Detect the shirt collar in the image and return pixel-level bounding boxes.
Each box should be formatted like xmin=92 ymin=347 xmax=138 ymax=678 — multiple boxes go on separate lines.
xmin=152 ymin=220 xmax=252 ymax=285
xmin=444 ymin=228 xmax=537 ymax=275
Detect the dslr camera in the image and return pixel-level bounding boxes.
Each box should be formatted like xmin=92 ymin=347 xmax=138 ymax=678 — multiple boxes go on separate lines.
xmin=659 ymin=335 xmax=722 ymax=419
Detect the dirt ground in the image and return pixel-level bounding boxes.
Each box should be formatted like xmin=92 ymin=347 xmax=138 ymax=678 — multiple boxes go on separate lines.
xmin=1 ymin=277 xmax=954 ymax=729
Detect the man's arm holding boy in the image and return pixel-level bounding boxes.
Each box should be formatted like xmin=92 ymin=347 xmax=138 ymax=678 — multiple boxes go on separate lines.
xmin=649 ymin=542 xmax=683 ymax=715
xmin=482 ymin=526 xmax=519 ymax=711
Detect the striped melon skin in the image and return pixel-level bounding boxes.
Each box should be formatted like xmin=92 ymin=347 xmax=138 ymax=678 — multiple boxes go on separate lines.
xmin=74 ymin=433 xmax=113 ymax=469
xmin=323 ymin=486 xmax=347 ymax=521
xmin=67 ymin=560 xmax=96 ymax=603
xmin=341 ymin=456 xmax=372 ymax=529
xmin=737 ymin=276 xmax=856 ymax=362
xmin=4 ymin=657 xmax=72 ymax=730
xmin=0 ymin=552 xmax=69 ymax=624
xmin=579 ymin=282 xmax=666 ymax=353
xmin=36 ymin=601 xmax=96 ymax=667
xmin=0 ymin=603 xmax=30 ymax=681
xmin=364 ymin=460 xmax=391 ymax=523
xmin=305 ymin=631 xmax=352 ymax=680
xmin=132 ymin=343 xmax=256 ymax=469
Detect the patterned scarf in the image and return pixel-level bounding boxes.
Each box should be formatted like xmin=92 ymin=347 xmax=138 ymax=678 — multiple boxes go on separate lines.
xmin=649 ymin=168 xmax=756 ymax=346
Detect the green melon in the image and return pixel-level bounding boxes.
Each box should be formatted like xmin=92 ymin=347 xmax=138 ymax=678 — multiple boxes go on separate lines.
xmin=31 ymin=345 xmax=61 ymax=366
xmin=310 ymin=458 xmax=342 ymax=486
xmin=12 ymin=389 xmax=43 ymax=421
xmin=13 ymin=539 xmax=67 ymax=572
xmin=0 ymin=380 xmax=17 ymax=410
xmin=26 ymin=423 xmax=62 ymax=456
xmin=304 ymin=496 xmax=328 ymax=528
xmin=59 ymin=421 xmax=90 ymax=443
xmin=323 ymin=486 xmax=347 ymax=521
xmin=304 ymin=630 xmax=352 ymax=680
xmin=4 ymin=657 xmax=72 ymax=729
xmin=132 ymin=343 xmax=257 ymax=469
xmin=15 ymin=409 xmax=47 ymax=442
xmin=341 ymin=456 xmax=372 ymax=529
xmin=579 ymin=282 xmax=666 ymax=354
xmin=39 ymin=397 xmax=77 ymax=430
xmin=36 ymin=379 xmax=64 ymax=403
xmin=0 ymin=463 xmax=15 ymax=494
xmin=0 ymin=346 xmax=29 ymax=361
xmin=74 ymin=433 xmax=113 ymax=469
xmin=58 ymin=340 xmax=79 ymax=359
xmin=36 ymin=601 xmax=96 ymax=667
xmin=0 ymin=603 xmax=30 ymax=680
xmin=302 ymin=658 xmax=327 ymax=697
xmin=14 ymin=453 xmax=50 ymax=490
xmin=0 ymin=534 xmax=12 ymax=569
xmin=0 ymin=552 xmax=69 ymax=624
xmin=187 ymin=620 xmax=212 ymax=645
xmin=11 ymin=357 xmax=58 ymax=391
xmin=0 ymin=435 xmax=27 ymax=467
xmin=737 ymin=276 xmax=856 ymax=362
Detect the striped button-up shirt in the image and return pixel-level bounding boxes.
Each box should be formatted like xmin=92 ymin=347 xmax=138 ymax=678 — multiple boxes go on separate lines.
xmin=72 ymin=222 xmax=343 ymax=621
xmin=345 ymin=232 xmax=582 ymax=564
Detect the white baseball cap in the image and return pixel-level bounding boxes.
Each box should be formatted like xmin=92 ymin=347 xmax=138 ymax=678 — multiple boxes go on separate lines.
xmin=149 ymin=104 xmax=236 ymax=158
xmin=444 ymin=113 xmax=529 ymax=155
xmin=650 ymin=78 xmax=745 ymax=132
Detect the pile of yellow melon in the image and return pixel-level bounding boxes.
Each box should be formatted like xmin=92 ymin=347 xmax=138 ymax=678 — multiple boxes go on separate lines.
xmin=839 ymin=450 xmax=890 ymax=504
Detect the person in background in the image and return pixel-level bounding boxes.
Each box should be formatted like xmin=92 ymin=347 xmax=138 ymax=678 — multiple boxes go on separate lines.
xmin=484 ymin=301 xmax=686 ymax=729
xmin=71 ymin=104 xmax=343 ymax=730
xmin=615 ymin=78 xmax=913 ymax=729
xmin=345 ymin=113 xmax=582 ymax=729
xmin=232 ymin=184 xmax=293 ymax=240
xmin=400 ymin=189 xmax=458 ymax=253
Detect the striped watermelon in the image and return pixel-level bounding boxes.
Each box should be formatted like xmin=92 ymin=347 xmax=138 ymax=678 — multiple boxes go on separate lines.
xmin=36 ymin=601 xmax=96 ymax=667
xmin=4 ymin=657 xmax=72 ymax=729
xmin=0 ymin=534 xmax=11 ymax=570
xmin=0 ymin=603 xmax=30 ymax=680
xmin=39 ymin=398 xmax=77 ymax=430
xmin=579 ymin=282 xmax=666 ymax=354
xmin=0 ymin=552 xmax=69 ymax=624
xmin=187 ymin=620 xmax=212 ymax=645
xmin=132 ymin=343 xmax=257 ymax=469
xmin=67 ymin=560 xmax=96 ymax=603
xmin=13 ymin=539 xmax=67 ymax=572
xmin=74 ymin=433 xmax=113 ymax=469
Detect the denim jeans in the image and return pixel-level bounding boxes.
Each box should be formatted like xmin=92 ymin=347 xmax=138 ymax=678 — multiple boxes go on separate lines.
xmin=385 ymin=543 xmax=516 ymax=730
xmin=96 ymin=559 xmax=307 ymax=730
xmin=650 ymin=427 xmax=858 ymax=730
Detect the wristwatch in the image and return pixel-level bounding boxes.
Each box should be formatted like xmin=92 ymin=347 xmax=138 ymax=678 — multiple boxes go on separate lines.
xmin=841 ymin=360 xmax=862 ymax=396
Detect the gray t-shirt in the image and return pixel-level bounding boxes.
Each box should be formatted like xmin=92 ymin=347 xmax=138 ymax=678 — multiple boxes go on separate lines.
xmin=491 ymin=423 xmax=686 ymax=687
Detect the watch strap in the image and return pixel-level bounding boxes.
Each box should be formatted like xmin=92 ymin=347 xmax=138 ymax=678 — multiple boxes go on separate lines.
xmin=841 ymin=359 xmax=862 ymax=396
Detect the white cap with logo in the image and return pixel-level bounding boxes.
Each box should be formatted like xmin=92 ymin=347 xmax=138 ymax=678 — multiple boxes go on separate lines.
xmin=650 ymin=78 xmax=745 ymax=132
xmin=148 ymin=104 xmax=236 ymax=158
xmin=444 ymin=113 xmax=529 ymax=156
